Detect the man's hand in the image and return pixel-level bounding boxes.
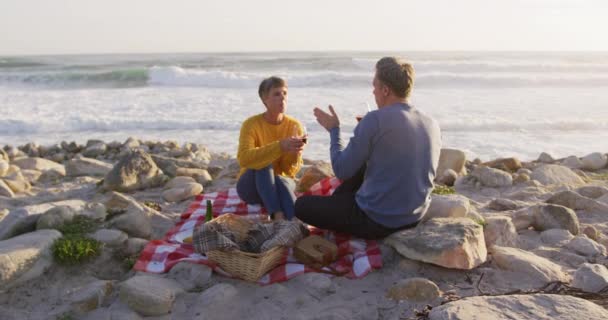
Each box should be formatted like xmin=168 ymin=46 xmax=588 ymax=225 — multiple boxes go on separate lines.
xmin=314 ymin=105 xmax=340 ymax=131
xmin=279 ymin=137 xmax=305 ymax=154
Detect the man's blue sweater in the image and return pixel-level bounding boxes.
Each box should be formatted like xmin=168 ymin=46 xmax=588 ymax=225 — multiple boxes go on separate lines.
xmin=329 ymin=102 xmax=441 ymax=228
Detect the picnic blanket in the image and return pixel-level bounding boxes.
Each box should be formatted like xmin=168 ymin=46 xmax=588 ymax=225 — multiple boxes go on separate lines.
xmin=134 ymin=177 xmax=382 ymax=285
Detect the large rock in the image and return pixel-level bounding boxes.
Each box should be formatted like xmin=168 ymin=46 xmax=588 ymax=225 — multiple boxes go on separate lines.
xmin=11 ymin=157 xmax=65 ymax=175
xmin=537 ymin=152 xmax=555 ymax=163
xmin=161 ymin=182 xmax=203 ymax=202
xmin=0 ymin=199 xmax=86 ymax=240
xmin=386 ymin=277 xmax=441 ymax=302
xmin=436 ymin=149 xmax=466 ymax=179
xmin=164 ymin=176 xmax=196 ymax=189
xmin=0 ymin=179 xmax=15 ymax=198
xmin=531 ymin=204 xmax=579 ymax=235
xmin=150 ymin=154 xmax=207 ymax=176
xmin=546 ymin=190 xmax=608 ymax=212
xmin=103 ymin=150 xmax=167 ymax=192
xmin=487 ymin=198 xmax=528 ymax=211
xmin=119 ymin=275 xmax=184 ymax=316
xmin=540 ymin=229 xmax=574 ymax=246
xmin=2 ymin=171 xmax=31 ymax=193
xmin=104 ymin=192 xmax=154 ymax=239
xmin=529 ymin=164 xmax=584 ymax=186
xmin=90 ymin=229 xmax=128 ymax=247
xmin=428 ymin=294 xmax=608 ymax=320
xmin=566 ymin=236 xmax=607 ymax=256
xmin=422 ymin=194 xmax=470 ymax=222
xmin=572 ymin=263 xmax=608 ymax=293
xmin=36 ymin=206 xmax=76 ymax=230
xmin=470 ymin=166 xmax=512 ymax=187
xmin=82 ymin=142 xmax=107 ymax=158
xmin=65 ymin=156 xmax=113 ymax=177
xmin=0 ymin=159 xmax=9 ymax=176
xmin=175 ymin=167 xmax=212 ymax=185
xmin=67 ymin=280 xmax=114 ymax=315
xmin=581 ymin=152 xmax=608 ymax=170
xmin=490 ymin=246 xmax=569 ymax=283
xmin=483 ymin=216 xmax=517 ymax=248
xmin=576 ymin=185 xmax=608 ymax=199
xmin=0 ymin=229 xmax=62 ymax=291
xmin=297 ymin=161 xmax=334 ymax=192
xmin=385 ymin=217 xmax=487 ymax=270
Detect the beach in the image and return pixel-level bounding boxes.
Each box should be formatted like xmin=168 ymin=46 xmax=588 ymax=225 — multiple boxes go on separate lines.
xmin=0 ymin=137 xmax=608 ymax=319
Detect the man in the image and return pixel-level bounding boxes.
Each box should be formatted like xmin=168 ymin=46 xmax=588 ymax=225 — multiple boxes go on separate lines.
xmin=295 ymin=57 xmax=441 ymax=239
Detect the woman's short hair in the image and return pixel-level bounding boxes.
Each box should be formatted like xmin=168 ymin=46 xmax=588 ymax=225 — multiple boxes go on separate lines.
xmin=375 ymin=57 xmax=415 ymax=99
xmin=258 ymin=76 xmax=287 ymax=100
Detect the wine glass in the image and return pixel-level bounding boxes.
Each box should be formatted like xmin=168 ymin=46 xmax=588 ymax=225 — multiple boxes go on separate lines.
xmin=356 ymin=102 xmax=373 ymax=122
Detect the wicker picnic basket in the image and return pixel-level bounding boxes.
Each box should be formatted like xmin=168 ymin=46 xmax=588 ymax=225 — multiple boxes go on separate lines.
xmin=205 ymin=213 xmax=287 ymax=282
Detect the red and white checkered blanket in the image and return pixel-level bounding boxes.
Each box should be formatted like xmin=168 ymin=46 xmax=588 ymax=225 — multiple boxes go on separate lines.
xmin=134 ymin=177 xmax=382 ymax=285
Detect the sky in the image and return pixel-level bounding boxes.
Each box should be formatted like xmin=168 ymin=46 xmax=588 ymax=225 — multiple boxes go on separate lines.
xmin=1 ymin=0 xmax=607 ymax=55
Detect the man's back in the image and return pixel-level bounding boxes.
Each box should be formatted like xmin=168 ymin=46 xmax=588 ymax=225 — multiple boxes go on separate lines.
xmin=350 ymin=102 xmax=441 ymax=227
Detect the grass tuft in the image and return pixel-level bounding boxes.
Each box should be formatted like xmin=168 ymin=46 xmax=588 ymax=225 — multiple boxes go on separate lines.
xmin=432 ymin=185 xmax=456 ymax=195
xmin=52 ymin=234 xmax=103 ymax=265
xmin=57 ymin=215 xmax=98 ymax=235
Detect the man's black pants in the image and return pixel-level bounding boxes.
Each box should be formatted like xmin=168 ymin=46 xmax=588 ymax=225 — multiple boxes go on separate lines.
xmin=295 ymin=166 xmax=417 ymax=239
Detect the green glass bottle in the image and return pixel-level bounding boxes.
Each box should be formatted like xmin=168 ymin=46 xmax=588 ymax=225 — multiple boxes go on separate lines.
xmin=205 ymin=200 xmax=213 ymax=222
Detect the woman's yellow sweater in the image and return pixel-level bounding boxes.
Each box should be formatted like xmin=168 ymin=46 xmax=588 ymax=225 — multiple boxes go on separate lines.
xmin=237 ymin=113 xmax=303 ymax=178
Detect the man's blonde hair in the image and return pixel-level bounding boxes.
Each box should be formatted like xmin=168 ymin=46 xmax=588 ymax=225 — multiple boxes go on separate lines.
xmin=375 ymin=57 xmax=415 ymax=99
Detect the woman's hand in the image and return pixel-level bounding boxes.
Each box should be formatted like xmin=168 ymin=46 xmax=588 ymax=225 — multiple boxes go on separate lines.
xmin=280 ymin=137 xmax=305 ymax=154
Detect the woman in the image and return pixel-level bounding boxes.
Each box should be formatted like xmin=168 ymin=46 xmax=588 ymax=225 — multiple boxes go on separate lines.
xmin=236 ymin=76 xmax=306 ymax=220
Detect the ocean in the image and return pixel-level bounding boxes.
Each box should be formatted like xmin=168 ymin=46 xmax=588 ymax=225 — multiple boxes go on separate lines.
xmin=1 ymin=51 xmax=607 ymax=162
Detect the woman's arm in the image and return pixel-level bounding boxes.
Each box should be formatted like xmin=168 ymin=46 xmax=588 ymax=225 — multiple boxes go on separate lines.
xmin=237 ymin=118 xmax=283 ymax=170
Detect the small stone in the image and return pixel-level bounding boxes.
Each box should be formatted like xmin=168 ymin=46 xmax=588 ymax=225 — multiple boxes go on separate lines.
xmin=583 ymin=225 xmax=600 ymax=241
xmin=124 ymin=238 xmax=148 ymax=256
xmin=386 ymin=277 xmax=441 ymax=302
xmin=167 ymin=262 xmax=213 ymax=291
xmin=68 ymin=280 xmax=114 ymax=315
xmin=531 ymin=204 xmax=579 ymax=235
xmin=90 ymin=229 xmax=128 ymax=247
xmin=422 ymin=194 xmax=470 ymax=222
xmin=119 ymin=275 xmax=184 ymax=316
xmin=483 ymin=157 xmax=522 ymax=172
xmin=164 ymin=176 xmax=196 ymax=189
xmin=36 ymin=206 xmax=76 ymax=230
xmin=470 ymin=166 xmax=513 ymax=187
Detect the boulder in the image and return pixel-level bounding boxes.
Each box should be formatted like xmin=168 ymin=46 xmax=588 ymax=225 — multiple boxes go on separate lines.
xmin=0 ymin=229 xmax=62 ymax=291
xmin=529 ymin=164 xmax=584 ymax=186
xmin=0 ymin=160 xmax=9 ymax=176
xmin=297 ymin=161 xmax=334 ymax=192
xmin=36 ymin=206 xmax=76 ymax=230
xmin=546 ymin=190 xmax=608 ymax=212
xmin=11 ymin=157 xmax=65 ymax=175
xmin=162 ymin=183 xmax=203 ymax=202
xmin=2 ymin=171 xmax=31 ymax=193
xmin=576 ymin=185 xmax=608 ymax=199
xmin=422 ymin=194 xmax=470 ymax=222
xmin=483 ymin=216 xmax=517 ymax=248
xmin=124 ymin=238 xmax=148 ymax=256
xmin=561 ymin=156 xmax=583 ymax=169
xmin=531 ymin=204 xmax=579 ymax=235
xmin=566 ymin=236 xmax=607 ymax=256
xmin=572 ymin=263 xmax=608 ymax=293
xmin=490 ymin=246 xmax=569 ymax=283
xmin=164 ymin=176 xmax=196 ymax=189
xmin=540 ymin=229 xmax=574 ymax=246
xmin=0 ymin=179 xmax=15 ymax=198
xmin=386 ymin=277 xmax=441 ymax=302
xmin=103 ymin=150 xmax=167 ymax=192
xmin=436 ymin=149 xmax=466 ymax=179
xmin=428 ymin=294 xmax=608 ymax=320
xmin=470 ymin=166 xmax=512 ymax=187
xmin=385 ymin=217 xmax=487 ymax=270
xmin=0 ymin=199 xmax=86 ymax=240
xmin=65 ymin=157 xmax=113 ymax=177
xmin=20 ymin=169 xmax=42 ymax=183
xmin=119 ymin=275 xmax=184 ymax=316
xmin=581 ymin=152 xmax=608 ymax=170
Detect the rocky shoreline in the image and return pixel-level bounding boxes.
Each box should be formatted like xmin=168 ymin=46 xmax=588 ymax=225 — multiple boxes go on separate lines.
xmin=1 ymin=138 xmax=608 ymax=319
